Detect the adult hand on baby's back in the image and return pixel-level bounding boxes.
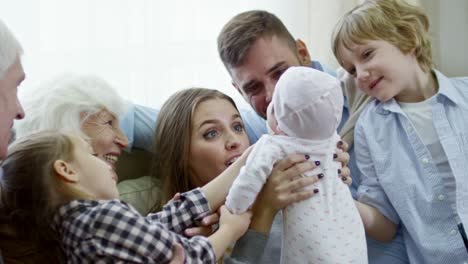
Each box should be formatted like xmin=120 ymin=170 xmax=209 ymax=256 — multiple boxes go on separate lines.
xmin=249 ymin=153 xmax=320 ymax=232
xmin=334 ymin=140 xmax=352 ymax=186
xmin=263 ymin=153 xmax=321 ymax=209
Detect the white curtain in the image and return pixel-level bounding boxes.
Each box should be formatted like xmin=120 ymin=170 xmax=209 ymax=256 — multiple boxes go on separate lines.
xmin=1 ymin=0 xmax=463 ymax=110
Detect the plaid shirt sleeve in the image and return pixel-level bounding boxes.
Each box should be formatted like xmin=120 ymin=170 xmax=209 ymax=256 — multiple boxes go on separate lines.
xmin=55 ymin=196 xmax=215 ymax=263
xmin=147 ymin=187 xmax=211 ymax=234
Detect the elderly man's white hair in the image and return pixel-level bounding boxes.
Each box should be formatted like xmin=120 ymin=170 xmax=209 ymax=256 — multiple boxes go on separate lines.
xmin=15 ymin=73 xmax=128 ymax=139
xmin=0 ymin=19 xmax=23 ymax=79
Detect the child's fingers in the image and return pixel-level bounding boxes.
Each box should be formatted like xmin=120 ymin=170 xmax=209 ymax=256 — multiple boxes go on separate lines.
xmin=170 ymin=192 xmax=181 ymax=202
xmin=184 ymin=226 xmax=213 ymax=237
xmin=184 ymin=212 xmax=219 ymax=237
xmin=201 ymin=213 xmax=220 ymax=226
xmin=169 ymin=243 xmax=185 ymax=264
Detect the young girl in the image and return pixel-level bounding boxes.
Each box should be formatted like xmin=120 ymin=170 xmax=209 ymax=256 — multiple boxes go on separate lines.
xmin=332 ymin=0 xmax=468 ymax=263
xmin=225 ymin=66 xmax=367 ymax=263
xmin=0 ymin=131 xmax=251 ymax=263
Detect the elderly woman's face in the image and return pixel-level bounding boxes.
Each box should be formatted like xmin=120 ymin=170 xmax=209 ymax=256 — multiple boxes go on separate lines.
xmin=189 ymin=98 xmax=249 ymax=186
xmin=81 ymin=109 xmax=128 ymax=171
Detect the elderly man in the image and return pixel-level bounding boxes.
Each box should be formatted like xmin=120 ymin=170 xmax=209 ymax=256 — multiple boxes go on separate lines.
xmin=0 ymin=20 xmax=25 ymax=159
xmin=0 ymin=18 xmax=26 ymax=263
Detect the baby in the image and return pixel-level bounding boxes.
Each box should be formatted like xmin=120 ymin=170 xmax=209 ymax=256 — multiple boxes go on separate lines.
xmin=226 ymin=66 xmax=367 ymax=263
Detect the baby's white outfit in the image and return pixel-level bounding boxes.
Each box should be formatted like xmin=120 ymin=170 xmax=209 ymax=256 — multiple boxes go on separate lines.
xmin=226 ymin=67 xmax=367 ymax=263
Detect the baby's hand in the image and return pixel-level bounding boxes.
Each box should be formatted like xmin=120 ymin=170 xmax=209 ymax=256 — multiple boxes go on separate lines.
xmin=218 ymin=206 xmax=252 ymax=241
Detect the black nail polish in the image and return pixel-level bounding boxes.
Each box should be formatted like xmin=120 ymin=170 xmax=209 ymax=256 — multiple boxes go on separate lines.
xmin=318 ymin=173 xmax=324 ymax=179
xmin=337 ymin=169 xmax=341 ymax=174
xmin=333 ymin=153 xmax=338 ymax=159
xmin=305 ymin=154 xmax=310 ymax=160
xmin=342 ymin=176 xmax=347 ymax=181
xmin=313 ymin=189 xmax=319 ymax=194
xmin=338 ymin=141 xmax=344 ymax=146
xmin=315 ymin=161 xmax=321 ymax=166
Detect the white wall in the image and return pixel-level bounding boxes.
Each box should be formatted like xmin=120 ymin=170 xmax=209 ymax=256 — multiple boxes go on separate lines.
xmin=429 ymin=0 xmax=468 ymax=77
xmin=0 ymin=0 xmax=311 ymax=109
xmin=305 ymin=1 xmax=358 ymax=69
xmin=308 ymin=0 xmax=468 ymax=77
xmin=0 ymin=0 xmax=466 ymax=110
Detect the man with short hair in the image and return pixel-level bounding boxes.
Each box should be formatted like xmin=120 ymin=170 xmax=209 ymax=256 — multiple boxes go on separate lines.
xmin=217 ymin=10 xmax=409 ymax=264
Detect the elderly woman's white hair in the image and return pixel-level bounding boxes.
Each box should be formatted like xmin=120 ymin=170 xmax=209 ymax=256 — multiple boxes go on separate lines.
xmin=0 ymin=19 xmax=23 ymax=78
xmin=15 ymin=73 xmax=128 ymax=139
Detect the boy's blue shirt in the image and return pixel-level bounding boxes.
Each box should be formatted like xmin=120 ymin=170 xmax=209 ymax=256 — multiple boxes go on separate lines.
xmin=355 ymin=70 xmax=468 ymax=263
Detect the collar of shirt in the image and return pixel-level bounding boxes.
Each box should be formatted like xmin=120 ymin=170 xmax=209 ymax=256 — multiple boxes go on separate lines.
xmin=375 ymin=69 xmax=464 ymax=116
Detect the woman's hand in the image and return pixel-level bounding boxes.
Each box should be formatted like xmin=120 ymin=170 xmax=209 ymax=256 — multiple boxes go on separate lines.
xmin=250 ymin=153 xmax=321 ymax=233
xmin=334 ymin=140 xmax=352 ymax=186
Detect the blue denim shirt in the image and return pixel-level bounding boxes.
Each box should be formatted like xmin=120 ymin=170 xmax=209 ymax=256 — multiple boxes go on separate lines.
xmin=356 ymin=70 xmax=468 ymax=263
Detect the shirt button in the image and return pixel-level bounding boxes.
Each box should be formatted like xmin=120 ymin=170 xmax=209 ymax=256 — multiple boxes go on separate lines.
xmin=450 ymin=229 xmax=457 ymax=236
xmin=421 ymin=158 xmax=429 ymax=164
xmin=438 ymin=194 xmax=445 ymax=201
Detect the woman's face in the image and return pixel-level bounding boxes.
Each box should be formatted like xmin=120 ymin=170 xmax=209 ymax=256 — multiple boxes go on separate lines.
xmin=81 ymin=109 xmax=128 ymax=171
xmin=189 ymin=98 xmax=249 ymax=186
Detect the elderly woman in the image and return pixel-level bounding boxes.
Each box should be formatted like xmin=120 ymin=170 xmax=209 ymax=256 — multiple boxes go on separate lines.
xmin=14 ymin=74 xmax=129 ymax=163
xmin=0 ymin=73 xmax=130 ymax=263
xmin=1 ymin=73 xmax=189 ymax=263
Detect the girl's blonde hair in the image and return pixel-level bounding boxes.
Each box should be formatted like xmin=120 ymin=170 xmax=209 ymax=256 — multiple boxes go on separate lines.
xmin=150 ymin=88 xmax=239 ymax=211
xmin=0 ymin=131 xmax=88 ymax=244
xmin=332 ymin=0 xmax=433 ymax=72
